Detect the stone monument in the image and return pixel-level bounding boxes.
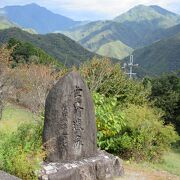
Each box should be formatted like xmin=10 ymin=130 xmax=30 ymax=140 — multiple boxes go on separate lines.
xmin=43 ymin=71 xmax=97 ymax=162
xmin=40 ymin=71 xmax=124 ymax=180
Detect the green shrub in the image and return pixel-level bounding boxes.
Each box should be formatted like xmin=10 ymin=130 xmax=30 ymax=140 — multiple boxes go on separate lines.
xmin=80 ymin=58 xmax=150 ymax=106
xmin=148 ymin=73 xmax=180 ymax=134
xmin=0 ymin=121 xmax=44 ymax=180
xmin=93 ymin=93 xmax=125 ymax=153
xmin=117 ymin=104 xmax=179 ymax=161
xmin=93 ymin=92 xmax=179 ymax=162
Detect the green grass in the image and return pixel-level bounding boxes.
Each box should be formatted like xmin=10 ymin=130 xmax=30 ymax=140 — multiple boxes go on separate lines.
xmin=133 ymin=148 xmax=180 ymax=176
xmin=0 ymin=103 xmax=36 ymax=132
xmin=151 ymin=148 xmax=180 ymax=176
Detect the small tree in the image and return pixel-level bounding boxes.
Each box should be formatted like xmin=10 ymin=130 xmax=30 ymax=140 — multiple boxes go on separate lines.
xmin=11 ymin=64 xmax=65 ymax=117
xmin=0 ymin=45 xmax=13 ymax=119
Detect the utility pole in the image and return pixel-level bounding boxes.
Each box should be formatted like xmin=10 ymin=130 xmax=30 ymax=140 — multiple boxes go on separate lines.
xmin=122 ymin=55 xmax=138 ymax=79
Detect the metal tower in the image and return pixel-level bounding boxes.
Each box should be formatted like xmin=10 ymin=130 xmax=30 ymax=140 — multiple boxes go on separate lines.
xmin=122 ymin=55 xmax=138 ymax=79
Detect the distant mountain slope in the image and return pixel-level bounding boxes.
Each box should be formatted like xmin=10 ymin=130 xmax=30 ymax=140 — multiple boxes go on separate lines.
xmin=115 ymin=5 xmax=179 ymax=27
xmin=125 ymin=32 xmax=180 ymax=76
xmin=64 ymin=5 xmax=180 ymax=60
xmin=0 ymin=28 xmax=97 ymax=66
xmin=143 ymin=23 xmax=180 ymax=46
xmin=0 ymin=15 xmax=15 ymax=29
xmin=1 ymin=3 xmax=81 ymax=34
xmin=96 ymin=41 xmax=133 ymax=59
xmin=64 ymin=20 xmax=136 ymax=59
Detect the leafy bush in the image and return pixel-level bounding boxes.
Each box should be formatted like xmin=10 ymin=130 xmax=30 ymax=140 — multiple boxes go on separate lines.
xmin=80 ymin=58 xmax=150 ymax=106
xmin=93 ymin=92 xmax=179 ymax=162
xmin=0 ymin=121 xmax=44 ymax=179
xmin=121 ymin=105 xmax=179 ymax=161
xmin=93 ymin=93 xmax=125 ymax=153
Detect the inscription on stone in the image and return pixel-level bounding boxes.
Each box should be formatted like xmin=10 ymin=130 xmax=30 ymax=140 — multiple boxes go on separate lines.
xmin=59 ymin=103 xmax=68 ymax=155
xmin=73 ymin=86 xmax=84 ymax=154
xmin=43 ymin=71 xmax=97 ymax=162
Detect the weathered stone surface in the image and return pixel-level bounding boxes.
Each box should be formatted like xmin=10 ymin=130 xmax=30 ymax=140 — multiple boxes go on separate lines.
xmin=0 ymin=170 xmax=21 ymax=180
xmin=39 ymin=150 xmax=124 ymax=180
xmin=43 ymin=71 xmax=97 ymax=162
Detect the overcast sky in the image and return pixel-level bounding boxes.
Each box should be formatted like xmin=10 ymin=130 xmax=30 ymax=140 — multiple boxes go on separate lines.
xmin=0 ymin=0 xmax=180 ymax=20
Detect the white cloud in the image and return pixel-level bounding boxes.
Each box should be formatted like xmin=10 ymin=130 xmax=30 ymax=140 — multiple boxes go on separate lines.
xmin=0 ymin=0 xmax=180 ymax=20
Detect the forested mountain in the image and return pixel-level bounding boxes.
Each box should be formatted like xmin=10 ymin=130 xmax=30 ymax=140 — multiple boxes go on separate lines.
xmin=63 ymin=5 xmax=180 ymax=60
xmin=0 ymin=3 xmax=81 ymax=33
xmin=124 ymin=32 xmax=180 ymax=76
xmin=0 ymin=28 xmax=97 ymax=66
xmin=143 ymin=23 xmax=180 ymax=46
xmin=0 ymin=3 xmax=180 ymax=75
xmin=7 ymin=38 xmax=61 ymax=67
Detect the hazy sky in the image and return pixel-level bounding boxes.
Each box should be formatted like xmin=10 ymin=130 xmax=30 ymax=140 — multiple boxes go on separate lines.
xmin=0 ymin=0 xmax=180 ymax=20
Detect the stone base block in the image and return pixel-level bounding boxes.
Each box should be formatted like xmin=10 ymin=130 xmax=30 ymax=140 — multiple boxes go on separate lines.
xmin=39 ymin=151 xmax=124 ymax=180
xmin=0 ymin=170 xmax=21 ymax=180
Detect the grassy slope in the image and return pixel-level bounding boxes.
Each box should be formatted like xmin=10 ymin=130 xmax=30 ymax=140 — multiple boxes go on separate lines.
xmin=0 ymin=28 xmax=98 ymax=66
xmin=152 ymin=148 xmax=180 ymax=176
xmin=114 ymin=150 xmax=180 ymax=179
xmin=0 ymin=104 xmax=35 ymax=132
xmin=96 ymin=41 xmax=133 ymax=59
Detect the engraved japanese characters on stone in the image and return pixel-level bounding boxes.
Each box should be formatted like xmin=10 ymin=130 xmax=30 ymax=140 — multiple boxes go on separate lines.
xmin=43 ymin=71 xmax=97 ymax=162
xmin=73 ymin=86 xmax=84 ymax=152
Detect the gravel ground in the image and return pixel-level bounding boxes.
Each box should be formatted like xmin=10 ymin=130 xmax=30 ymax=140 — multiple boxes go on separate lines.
xmin=114 ymin=164 xmax=180 ymax=180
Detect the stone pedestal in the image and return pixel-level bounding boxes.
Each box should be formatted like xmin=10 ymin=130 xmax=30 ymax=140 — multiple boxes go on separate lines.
xmin=39 ymin=151 xmax=124 ymax=180
xmin=0 ymin=171 xmax=21 ymax=180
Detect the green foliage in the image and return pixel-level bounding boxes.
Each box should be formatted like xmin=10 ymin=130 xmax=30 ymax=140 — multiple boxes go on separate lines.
xmin=94 ymin=93 xmax=179 ymax=161
xmin=93 ymin=93 xmax=125 ymax=153
xmin=80 ymin=58 xmax=150 ymax=106
xmin=0 ymin=121 xmax=44 ymax=179
xmin=121 ymin=105 xmax=179 ymax=161
xmin=7 ymin=38 xmax=60 ymax=67
xmin=149 ymin=73 xmax=180 ymax=134
xmin=86 ymin=59 xmax=179 ymax=162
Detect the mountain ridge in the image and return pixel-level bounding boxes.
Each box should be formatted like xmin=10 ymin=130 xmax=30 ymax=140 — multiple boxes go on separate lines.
xmin=0 ymin=3 xmax=82 ymax=33
xmin=0 ymin=27 xmax=98 ymax=66
xmin=63 ymin=5 xmax=180 ymax=60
